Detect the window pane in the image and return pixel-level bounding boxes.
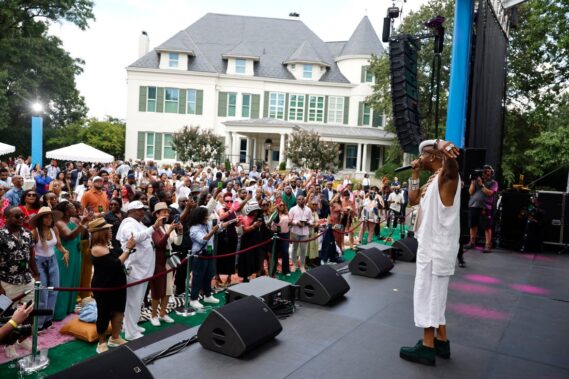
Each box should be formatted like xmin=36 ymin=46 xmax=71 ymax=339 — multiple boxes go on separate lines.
xmin=235 ymin=59 xmax=246 ymax=74
xmin=169 ymin=53 xmax=179 ymax=68
xmin=163 ymin=134 xmax=176 ymax=159
xmin=228 ymin=92 xmax=237 ymax=117
xmin=147 ymin=100 xmax=156 ymax=112
xmin=146 ymin=133 xmax=154 ymax=159
xmin=363 ymin=104 xmax=371 ymax=125
xmin=147 ymin=133 xmax=154 ymax=144
xmin=187 ymin=89 xmax=196 ymax=114
xmin=269 ymin=92 xmax=285 ymax=120
xmin=303 ymin=64 xmax=312 ymax=79
xmin=242 ymin=94 xmax=251 ymax=117
xmin=165 ymin=88 xmax=179 ymax=113
xmin=148 ymin=87 xmax=156 ymax=99
xmin=346 ymin=144 xmax=357 ymax=169
xmin=308 ymin=95 xmax=324 ymax=122
xmin=147 ymin=87 xmax=157 ymax=112
xmin=327 ymin=96 xmax=344 ymax=124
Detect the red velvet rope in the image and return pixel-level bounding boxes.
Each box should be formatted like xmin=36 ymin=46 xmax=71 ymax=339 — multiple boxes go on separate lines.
xmin=332 ymin=220 xmax=364 ymax=235
xmin=276 ymin=230 xmax=326 ymax=243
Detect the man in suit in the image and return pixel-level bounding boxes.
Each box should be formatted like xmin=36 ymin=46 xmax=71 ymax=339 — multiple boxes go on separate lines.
xmin=70 ymin=162 xmax=86 ymax=191
xmin=320 ymin=181 xmax=336 ymax=218
xmin=292 ymin=177 xmax=306 ymax=199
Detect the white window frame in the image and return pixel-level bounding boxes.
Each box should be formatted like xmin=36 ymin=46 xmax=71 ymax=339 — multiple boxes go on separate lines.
xmin=269 ymin=92 xmax=285 ymax=120
xmin=327 ymin=96 xmax=344 ymax=124
xmin=308 ymin=95 xmax=325 ymax=122
xmin=303 ymin=64 xmax=313 ymax=79
xmin=147 ymin=87 xmax=157 ymax=112
xmin=242 ymin=94 xmax=251 ymax=118
xmin=164 ymin=88 xmax=179 ymax=113
xmin=169 ymin=53 xmax=179 ymax=68
xmin=145 ymin=132 xmax=155 ymax=159
xmin=235 ymin=58 xmax=246 ymax=74
xmin=288 ymin=94 xmax=305 ymax=121
xmin=186 ymin=89 xmax=197 ymax=114
xmin=163 ymin=133 xmax=176 ymax=160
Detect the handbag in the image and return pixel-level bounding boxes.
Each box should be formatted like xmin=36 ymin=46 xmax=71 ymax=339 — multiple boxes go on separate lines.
xmin=166 ymin=250 xmax=182 ymax=268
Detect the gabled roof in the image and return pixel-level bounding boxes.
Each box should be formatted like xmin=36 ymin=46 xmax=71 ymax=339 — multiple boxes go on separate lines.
xmin=222 ymin=42 xmax=260 ymax=61
xmin=283 ymin=40 xmax=330 ymax=67
xmin=155 ymin=30 xmax=198 ymax=55
xmin=339 ymin=16 xmax=384 ymax=57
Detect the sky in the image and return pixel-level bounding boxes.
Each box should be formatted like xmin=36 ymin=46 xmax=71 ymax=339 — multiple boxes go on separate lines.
xmin=49 ymin=0 xmax=429 ymax=120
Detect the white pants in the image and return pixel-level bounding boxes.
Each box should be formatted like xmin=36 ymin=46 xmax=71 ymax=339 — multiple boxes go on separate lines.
xmin=123 ymin=282 xmax=148 ymax=338
xmin=413 ymin=260 xmax=450 ymax=328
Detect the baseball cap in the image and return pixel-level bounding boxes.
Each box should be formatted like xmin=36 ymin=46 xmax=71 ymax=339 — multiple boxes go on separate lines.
xmin=92 ymin=176 xmax=103 ymax=182
xmin=127 ymin=201 xmax=147 ymax=211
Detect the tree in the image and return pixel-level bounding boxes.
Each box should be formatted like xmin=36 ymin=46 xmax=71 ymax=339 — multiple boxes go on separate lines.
xmin=0 ymin=0 xmax=94 ymax=154
xmin=286 ymin=130 xmax=339 ymax=171
xmin=171 ymin=126 xmax=226 ymax=163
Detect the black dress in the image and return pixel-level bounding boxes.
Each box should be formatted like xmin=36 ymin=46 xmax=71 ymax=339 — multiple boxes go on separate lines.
xmin=237 ymin=216 xmax=261 ymax=279
xmin=91 ymin=251 xmax=126 ymax=315
xmin=216 ymin=212 xmax=238 ymax=276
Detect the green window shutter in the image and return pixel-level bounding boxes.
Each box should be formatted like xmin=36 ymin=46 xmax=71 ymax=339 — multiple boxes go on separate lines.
xmin=304 ymin=94 xmax=309 ymax=122
xmin=343 ymin=96 xmax=350 ymax=124
xmin=360 ymin=66 xmax=366 ymax=83
xmin=156 ymin=87 xmax=164 ymax=113
xmin=154 ymin=133 xmax=163 ymax=160
xmin=284 ymin=93 xmax=289 ymax=121
xmin=323 ymin=95 xmax=329 ymax=123
xmin=263 ymin=91 xmax=269 ymax=118
xmin=178 ymin=88 xmax=187 ymax=114
xmin=196 ymin=90 xmax=204 ymax=115
xmin=137 ymin=132 xmax=145 ymax=159
xmin=358 ymin=101 xmax=364 ymax=126
xmin=251 ymin=94 xmax=260 ymax=119
xmin=372 ymin=109 xmax=382 ymax=127
xmin=218 ymin=92 xmax=227 ymax=117
xmin=139 ymin=86 xmax=147 ymax=112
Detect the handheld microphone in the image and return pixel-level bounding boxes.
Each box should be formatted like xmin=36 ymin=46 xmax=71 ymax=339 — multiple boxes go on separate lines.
xmin=394 ymin=165 xmax=412 ymax=173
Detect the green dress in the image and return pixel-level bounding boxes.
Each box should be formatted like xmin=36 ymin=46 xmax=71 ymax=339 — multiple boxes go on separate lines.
xmin=54 ymin=222 xmax=82 ymax=321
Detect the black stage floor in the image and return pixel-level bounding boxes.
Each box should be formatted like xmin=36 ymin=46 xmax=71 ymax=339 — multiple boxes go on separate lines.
xmin=132 ymin=249 xmax=569 ymax=379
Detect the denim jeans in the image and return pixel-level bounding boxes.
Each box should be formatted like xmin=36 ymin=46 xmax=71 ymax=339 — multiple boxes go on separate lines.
xmin=190 ymin=256 xmax=214 ymax=300
xmin=35 ymin=254 xmax=60 ymax=326
xmin=277 ymin=233 xmax=290 ymax=274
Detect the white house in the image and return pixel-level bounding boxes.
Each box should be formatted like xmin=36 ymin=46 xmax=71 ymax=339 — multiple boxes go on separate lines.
xmin=125 ymin=13 xmax=396 ymax=175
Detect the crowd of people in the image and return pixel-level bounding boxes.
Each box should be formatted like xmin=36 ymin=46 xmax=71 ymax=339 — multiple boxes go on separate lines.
xmin=0 ymin=156 xmax=415 ymax=356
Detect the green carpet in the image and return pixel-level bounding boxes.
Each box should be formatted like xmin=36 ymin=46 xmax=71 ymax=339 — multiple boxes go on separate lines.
xmin=0 ymin=227 xmax=407 ymax=378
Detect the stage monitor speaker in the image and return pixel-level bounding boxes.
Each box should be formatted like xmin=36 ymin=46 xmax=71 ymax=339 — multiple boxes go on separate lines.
xmin=197 ymin=295 xmax=282 ymax=358
xmin=349 ymin=248 xmax=394 ymax=277
xmin=296 ymin=265 xmax=350 ymax=305
xmin=392 ymin=237 xmax=418 ymax=262
xmin=47 ymin=346 xmax=153 ymax=379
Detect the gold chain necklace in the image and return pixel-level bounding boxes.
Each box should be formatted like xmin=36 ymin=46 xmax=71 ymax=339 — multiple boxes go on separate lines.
xmin=420 ymin=168 xmax=442 ymax=198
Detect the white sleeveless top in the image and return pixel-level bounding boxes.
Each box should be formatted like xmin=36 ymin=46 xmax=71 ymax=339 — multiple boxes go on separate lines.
xmin=415 ymin=173 xmax=461 ymax=276
xmin=35 ymin=228 xmax=57 ymax=257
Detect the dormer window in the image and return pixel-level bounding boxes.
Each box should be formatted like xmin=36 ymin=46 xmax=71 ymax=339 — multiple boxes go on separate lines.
xmin=235 ymin=58 xmax=246 ymax=74
xmin=168 ymin=53 xmax=179 ymax=68
xmin=303 ymin=64 xmax=313 ymax=79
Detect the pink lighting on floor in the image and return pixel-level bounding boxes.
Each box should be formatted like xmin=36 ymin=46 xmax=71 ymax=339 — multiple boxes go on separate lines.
xmin=519 ymin=254 xmax=554 ymax=262
xmin=464 ymin=274 xmax=502 ymax=285
xmin=449 ymin=281 xmax=498 ymax=295
xmin=448 ymin=303 xmax=509 ymax=320
xmin=510 ymin=284 xmax=550 ymax=296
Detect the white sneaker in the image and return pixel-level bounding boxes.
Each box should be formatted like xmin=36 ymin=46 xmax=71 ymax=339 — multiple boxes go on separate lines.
xmin=4 ymin=345 xmax=19 ymax=359
xmin=160 ymin=314 xmax=175 ymax=323
xmin=189 ymin=300 xmax=204 ymax=309
xmin=138 ymin=326 xmax=146 ymax=333
xmin=150 ymin=317 xmax=161 ymax=327
xmin=203 ymin=295 xmax=220 ymax=304
xmin=125 ymin=332 xmax=144 ymax=341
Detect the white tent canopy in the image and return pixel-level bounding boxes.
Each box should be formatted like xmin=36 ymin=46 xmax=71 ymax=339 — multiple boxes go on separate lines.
xmin=0 ymin=142 xmax=15 ymax=156
xmin=46 ymin=143 xmax=114 ymax=163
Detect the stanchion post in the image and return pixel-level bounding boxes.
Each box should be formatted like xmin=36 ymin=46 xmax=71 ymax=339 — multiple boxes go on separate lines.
xmin=18 ymin=281 xmax=49 ymax=373
xmin=270 ymin=233 xmax=278 ymax=277
xmin=175 ymin=254 xmax=196 ymax=317
xmin=31 ymin=280 xmax=40 ymax=358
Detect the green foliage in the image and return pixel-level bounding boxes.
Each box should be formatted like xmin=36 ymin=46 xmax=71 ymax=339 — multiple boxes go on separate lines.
xmin=375 ymin=162 xmax=430 ymax=184
xmin=0 ymin=0 xmax=94 ymax=154
xmin=224 ymin=159 xmax=231 ymax=172
xmin=171 ymin=126 xmax=225 ymax=163
xmin=278 ymin=161 xmax=286 ymax=171
xmin=286 ymin=130 xmax=340 ymax=172
xmin=46 ymin=117 xmax=126 ymax=159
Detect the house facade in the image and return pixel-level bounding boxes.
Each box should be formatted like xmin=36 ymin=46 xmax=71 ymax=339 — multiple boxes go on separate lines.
xmin=125 ymin=13 xmax=395 ymax=175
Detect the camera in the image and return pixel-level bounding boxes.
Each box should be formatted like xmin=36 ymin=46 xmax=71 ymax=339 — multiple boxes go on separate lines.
xmin=471 ymin=169 xmax=484 ymax=180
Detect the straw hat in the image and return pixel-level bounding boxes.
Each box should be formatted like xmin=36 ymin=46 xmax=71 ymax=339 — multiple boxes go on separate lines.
xmin=29 ymin=207 xmax=63 ymax=227
xmin=87 ymin=218 xmax=113 ymax=233
xmin=153 ymin=202 xmax=170 ymax=214
xmin=245 ymin=200 xmax=261 ymax=215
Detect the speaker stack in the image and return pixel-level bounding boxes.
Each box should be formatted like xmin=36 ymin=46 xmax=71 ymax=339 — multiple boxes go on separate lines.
xmin=198 ymin=295 xmax=282 ymax=358
xmin=349 ymin=247 xmax=394 ymax=277
xmin=296 ymin=265 xmax=350 ymax=306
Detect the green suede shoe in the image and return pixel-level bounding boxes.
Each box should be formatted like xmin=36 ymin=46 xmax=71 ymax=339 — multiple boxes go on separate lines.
xmin=400 ymin=340 xmax=436 ymax=366
xmin=418 ymin=338 xmax=451 ymax=359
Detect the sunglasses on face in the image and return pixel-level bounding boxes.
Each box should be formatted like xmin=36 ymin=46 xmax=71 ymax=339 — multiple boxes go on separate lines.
xmin=225 ymin=200 xmax=233 ymax=203
xmin=26 ymin=193 xmax=37 ymax=197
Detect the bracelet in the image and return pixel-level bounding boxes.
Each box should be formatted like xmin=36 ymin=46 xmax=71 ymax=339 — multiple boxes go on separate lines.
xmin=8 ymin=319 xmax=18 ymax=328
xmin=409 ymin=179 xmax=419 ymax=185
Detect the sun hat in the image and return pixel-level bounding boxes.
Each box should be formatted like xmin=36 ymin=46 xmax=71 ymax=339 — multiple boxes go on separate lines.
xmin=153 ymin=202 xmax=170 ymax=214
xmin=28 ymin=207 xmax=63 ymax=227
xmin=87 ymin=218 xmax=113 ymax=233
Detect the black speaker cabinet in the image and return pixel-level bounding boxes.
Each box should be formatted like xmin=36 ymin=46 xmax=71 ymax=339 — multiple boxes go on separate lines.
xmin=47 ymin=346 xmax=153 ymax=379
xmin=392 ymin=237 xmax=418 ymax=262
xmin=349 ymin=248 xmax=394 ymax=277
xmin=197 ymin=295 xmax=282 ymax=358
xmin=537 ymin=191 xmax=565 ymax=244
xmin=500 ymin=191 xmax=531 ymax=249
xmin=296 ymin=265 xmax=350 ymax=305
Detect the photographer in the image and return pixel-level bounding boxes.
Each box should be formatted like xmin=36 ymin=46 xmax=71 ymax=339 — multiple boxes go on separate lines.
xmin=466 ymin=165 xmax=498 ymax=253
xmin=0 ymin=301 xmax=34 ymax=344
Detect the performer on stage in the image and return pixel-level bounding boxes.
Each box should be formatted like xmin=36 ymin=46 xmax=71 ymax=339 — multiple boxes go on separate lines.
xmin=400 ymin=139 xmax=460 ymax=366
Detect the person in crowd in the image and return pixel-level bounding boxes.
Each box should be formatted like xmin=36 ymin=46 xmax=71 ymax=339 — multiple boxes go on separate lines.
xmin=19 ymin=189 xmax=41 ymax=231
xmin=466 ymin=165 xmax=499 ymax=253
xmin=0 ymin=184 xmax=10 ymax=228
xmin=15 ymin=158 xmax=30 ymax=178
xmin=289 ymin=195 xmax=313 ymax=273
xmin=53 ymin=201 xmax=89 ymax=320
xmin=46 ymin=160 xmax=60 ymax=180
xmin=359 ymin=191 xmax=379 ymax=245
xmin=0 ymin=167 xmax=10 ymax=188
xmin=34 ymin=168 xmax=52 ymax=197
xmin=42 ymin=191 xmax=59 ymax=209
xmin=149 ymin=202 xmax=182 ymax=326
xmin=104 ymin=197 xmax=127 ymax=255
xmin=89 ymin=218 xmax=136 ymax=354
xmin=258 ymin=199 xmax=273 ymax=276
xmin=116 ymin=201 xmax=164 ymax=340
xmin=281 ymin=185 xmax=296 ymax=211
xmin=81 ymin=176 xmax=109 ymax=217
xmin=30 ymin=207 xmax=68 ymax=331
xmin=215 ymin=192 xmax=240 ymax=287
xmin=55 ymin=171 xmax=71 ymax=194
xmin=0 ymin=301 xmax=34 ymax=345
xmin=188 ymin=207 xmax=232 ymax=309
xmin=273 ymin=201 xmax=291 ymax=275
xmin=0 ymin=206 xmax=38 ymax=358
xmin=399 ymin=139 xmax=460 ymax=366
xmin=387 ymin=187 xmax=404 ymax=231
xmin=340 ymin=189 xmax=356 ymax=249
xmin=238 ymin=201 xmax=263 ymax=282
xmin=6 ymin=175 xmax=23 ymax=207
xmin=362 ymin=173 xmax=371 ymax=193
xmin=306 ymin=198 xmax=321 ymax=267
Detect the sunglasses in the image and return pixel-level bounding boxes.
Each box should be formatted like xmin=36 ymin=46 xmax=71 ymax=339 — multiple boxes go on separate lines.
xmin=26 ymin=193 xmax=37 ymax=197
xmin=225 ymin=200 xmax=233 ymax=203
